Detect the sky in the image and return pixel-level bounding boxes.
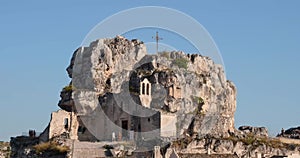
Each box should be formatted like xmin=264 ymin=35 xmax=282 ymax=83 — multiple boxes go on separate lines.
xmin=0 ymin=1 xmax=300 ymax=141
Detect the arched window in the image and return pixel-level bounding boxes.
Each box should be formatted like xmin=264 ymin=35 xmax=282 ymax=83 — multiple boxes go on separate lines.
xmin=146 ymin=84 xmax=150 ymax=95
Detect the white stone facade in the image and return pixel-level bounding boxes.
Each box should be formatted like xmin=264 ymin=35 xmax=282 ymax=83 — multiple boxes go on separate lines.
xmin=139 ymin=78 xmax=152 ymax=108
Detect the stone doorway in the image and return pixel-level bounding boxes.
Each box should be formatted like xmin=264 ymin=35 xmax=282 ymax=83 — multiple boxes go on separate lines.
xmin=121 ymin=120 xmax=128 ymax=140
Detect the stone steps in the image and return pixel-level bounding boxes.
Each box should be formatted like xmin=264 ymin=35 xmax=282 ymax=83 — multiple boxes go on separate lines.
xmin=69 ymin=141 xmax=106 ymax=158
xmin=68 ymin=141 xmax=135 ymax=158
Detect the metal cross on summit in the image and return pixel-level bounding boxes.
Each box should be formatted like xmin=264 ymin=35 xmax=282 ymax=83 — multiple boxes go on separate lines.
xmin=152 ymin=31 xmax=163 ymax=54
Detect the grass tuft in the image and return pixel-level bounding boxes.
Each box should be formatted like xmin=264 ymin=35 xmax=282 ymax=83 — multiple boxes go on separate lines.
xmin=34 ymin=141 xmax=69 ymax=154
xmin=63 ymin=85 xmax=73 ymax=92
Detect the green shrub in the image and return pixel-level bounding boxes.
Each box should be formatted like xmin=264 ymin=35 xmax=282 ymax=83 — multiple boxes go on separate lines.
xmin=173 ymin=58 xmax=189 ymax=69
xmin=191 ymin=96 xmax=205 ymax=115
xmin=242 ymin=136 xmax=256 ymax=145
xmin=193 ymin=96 xmax=204 ymax=105
xmin=63 ymin=85 xmax=72 ymax=92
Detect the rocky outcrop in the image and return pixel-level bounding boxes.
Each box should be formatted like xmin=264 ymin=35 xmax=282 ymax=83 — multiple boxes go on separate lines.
xmin=11 ymin=36 xmax=300 ymax=158
xmin=278 ymin=126 xmax=300 ymax=139
xmin=10 ymin=135 xmax=69 ymax=158
xmin=172 ymin=134 xmax=300 ymax=158
xmin=72 ymin=36 xmax=146 ymax=94
xmin=58 ymin=84 xmax=74 ymax=112
xmin=66 ymin=36 xmax=236 ymax=137
xmin=58 ymin=48 xmax=78 ymax=112
xmin=10 ymin=136 xmax=39 ymax=158
xmin=238 ymin=126 xmax=268 ymax=137
xmin=0 ymin=141 xmax=10 ymax=158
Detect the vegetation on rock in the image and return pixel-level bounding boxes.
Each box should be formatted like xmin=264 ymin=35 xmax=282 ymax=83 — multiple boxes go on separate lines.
xmin=172 ymin=58 xmax=189 ymax=69
xmin=63 ymin=84 xmax=73 ymax=92
xmin=34 ymin=141 xmax=69 ymax=154
xmin=193 ymin=96 xmax=204 ymax=105
xmin=224 ymin=134 xmax=294 ymax=149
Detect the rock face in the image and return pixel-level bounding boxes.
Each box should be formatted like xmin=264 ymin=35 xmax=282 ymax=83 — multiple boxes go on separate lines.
xmin=278 ymin=126 xmax=300 ymax=139
xmin=175 ymin=136 xmax=300 ymax=158
xmin=10 ymin=136 xmax=39 ymax=158
xmin=238 ymin=126 xmax=268 ymax=137
xmin=0 ymin=141 xmax=10 ymax=158
xmin=58 ymin=84 xmax=74 ymax=112
xmin=65 ymin=35 xmax=237 ymax=138
xmin=68 ymin=36 xmax=147 ymax=117
xmin=10 ymin=135 xmax=69 ymax=158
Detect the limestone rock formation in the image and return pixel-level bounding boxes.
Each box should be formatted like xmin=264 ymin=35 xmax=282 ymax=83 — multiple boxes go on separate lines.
xmin=10 ymin=135 xmax=69 ymax=158
xmin=10 ymin=136 xmax=39 ymax=158
xmin=0 ymin=141 xmax=10 ymax=158
xmin=174 ymin=135 xmax=300 ymax=158
xmin=58 ymin=84 xmax=74 ymax=112
xmin=64 ymin=35 xmax=236 ymax=138
xmin=238 ymin=126 xmax=268 ymax=137
xmin=10 ymin=36 xmax=300 ymax=158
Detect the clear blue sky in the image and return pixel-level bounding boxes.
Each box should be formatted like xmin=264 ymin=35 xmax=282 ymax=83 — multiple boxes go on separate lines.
xmin=1 ymin=1 xmax=300 ymax=141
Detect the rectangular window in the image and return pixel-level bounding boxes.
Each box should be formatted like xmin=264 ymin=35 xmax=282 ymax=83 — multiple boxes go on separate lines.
xmin=64 ymin=118 xmax=69 ymax=129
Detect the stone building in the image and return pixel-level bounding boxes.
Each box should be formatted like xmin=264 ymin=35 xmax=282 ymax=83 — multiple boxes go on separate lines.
xmin=39 ymin=110 xmax=78 ymax=142
xmin=41 ymin=73 xmax=178 ymax=144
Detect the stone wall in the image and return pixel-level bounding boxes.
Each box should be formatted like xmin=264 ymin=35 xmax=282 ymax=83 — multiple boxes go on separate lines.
xmin=76 ymin=92 xmax=160 ymax=142
xmin=49 ymin=110 xmax=78 ymax=140
xmin=160 ymin=113 xmax=177 ymax=138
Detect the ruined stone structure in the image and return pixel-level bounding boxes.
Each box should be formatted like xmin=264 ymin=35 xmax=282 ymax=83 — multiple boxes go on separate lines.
xmin=160 ymin=113 xmax=177 ymax=137
xmin=49 ymin=110 xmax=78 ymax=140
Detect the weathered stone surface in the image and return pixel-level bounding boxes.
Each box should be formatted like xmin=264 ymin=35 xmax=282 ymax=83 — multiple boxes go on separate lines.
xmin=67 ymin=36 xmax=237 ymax=138
xmin=58 ymin=84 xmax=74 ymax=112
xmin=10 ymin=134 xmax=70 ymax=158
xmin=11 ymin=36 xmax=300 ymax=158
xmin=165 ymin=148 xmax=180 ymax=158
xmin=10 ymin=136 xmax=38 ymax=158
xmin=278 ymin=126 xmax=300 ymax=139
xmin=71 ymin=36 xmax=147 ymax=119
xmin=66 ymin=49 xmax=78 ymax=78
xmin=72 ymin=36 xmax=146 ymax=95
xmin=238 ymin=126 xmax=268 ymax=137
xmin=174 ymin=136 xmax=300 ymax=158
xmin=48 ymin=110 xmax=78 ymax=140
xmin=154 ymin=146 xmax=163 ymax=158
xmin=0 ymin=141 xmax=10 ymax=158
xmin=213 ymin=139 xmax=234 ymax=154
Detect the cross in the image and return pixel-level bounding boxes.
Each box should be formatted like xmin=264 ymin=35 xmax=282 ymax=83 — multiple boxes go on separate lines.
xmin=152 ymin=31 xmax=163 ymax=54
